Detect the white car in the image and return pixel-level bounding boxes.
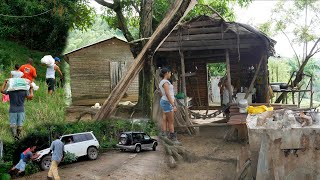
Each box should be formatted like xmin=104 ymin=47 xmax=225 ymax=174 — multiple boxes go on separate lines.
xmin=35 ymin=131 xmax=100 ymax=170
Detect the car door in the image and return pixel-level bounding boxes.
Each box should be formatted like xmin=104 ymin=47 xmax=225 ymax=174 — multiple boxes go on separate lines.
xmin=72 ymin=134 xmax=88 ymax=156
xmin=142 ymin=133 xmax=153 ymax=149
xmin=61 ymin=136 xmax=77 ymax=155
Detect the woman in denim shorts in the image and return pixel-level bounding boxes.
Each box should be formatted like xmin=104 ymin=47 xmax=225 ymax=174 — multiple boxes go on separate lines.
xmin=159 ymin=67 xmax=179 ymax=143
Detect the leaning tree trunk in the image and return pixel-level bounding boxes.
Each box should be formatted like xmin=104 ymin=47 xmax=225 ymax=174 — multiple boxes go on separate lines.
xmin=94 ymin=0 xmax=196 ymax=120
xmin=275 ymin=56 xmax=311 ymax=103
xmin=135 ymin=0 xmax=154 ymax=117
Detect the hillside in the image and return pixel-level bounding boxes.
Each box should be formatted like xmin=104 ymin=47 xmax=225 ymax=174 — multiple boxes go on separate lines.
xmin=0 ymin=40 xmax=66 ymax=142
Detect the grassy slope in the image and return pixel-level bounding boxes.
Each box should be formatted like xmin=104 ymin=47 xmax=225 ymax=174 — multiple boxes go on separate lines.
xmin=0 ymin=40 xmax=66 ymax=142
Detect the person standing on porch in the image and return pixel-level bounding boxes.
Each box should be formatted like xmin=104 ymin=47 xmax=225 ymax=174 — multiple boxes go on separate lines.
xmin=159 ymin=67 xmax=179 ymax=143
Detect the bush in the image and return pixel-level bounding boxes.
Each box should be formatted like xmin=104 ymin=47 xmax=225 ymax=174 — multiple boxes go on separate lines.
xmin=63 ymin=152 xmax=77 ymax=164
xmin=24 ymin=162 xmax=40 ymax=176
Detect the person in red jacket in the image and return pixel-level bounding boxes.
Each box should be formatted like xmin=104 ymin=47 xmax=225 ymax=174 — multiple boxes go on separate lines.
xmin=19 ymin=58 xmax=37 ymax=82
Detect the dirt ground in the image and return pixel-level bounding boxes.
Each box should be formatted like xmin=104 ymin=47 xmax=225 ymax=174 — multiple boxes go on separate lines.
xmin=19 ymin=126 xmax=242 ymax=180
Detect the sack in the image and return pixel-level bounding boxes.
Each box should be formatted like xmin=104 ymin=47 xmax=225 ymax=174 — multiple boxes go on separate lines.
xmin=41 ymin=55 xmax=55 ymax=66
xmin=6 ymin=78 xmax=30 ymax=91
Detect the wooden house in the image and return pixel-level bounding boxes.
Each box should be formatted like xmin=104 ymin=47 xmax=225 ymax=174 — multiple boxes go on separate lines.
xmin=154 ymin=15 xmax=276 ymax=108
xmin=64 ymin=37 xmax=139 ymax=106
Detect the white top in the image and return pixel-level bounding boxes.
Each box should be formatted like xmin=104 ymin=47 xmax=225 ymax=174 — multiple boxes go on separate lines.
xmin=46 ymin=65 xmax=56 ymax=79
xmin=11 ymin=71 xmax=23 ymax=78
xmin=159 ymin=79 xmax=175 ymax=101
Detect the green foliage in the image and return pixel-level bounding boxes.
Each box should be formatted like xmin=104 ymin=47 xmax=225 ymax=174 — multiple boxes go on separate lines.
xmin=259 ymin=0 xmax=320 ymax=47
xmin=63 ymin=152 xmax=78 ymax=164
xmin=24 ymin=162 xmax=40 ymax=176
xmin=101 ymin=0 xmax=252 ymax=40
xmin=0 ymin=160 xmax=12 ymax=177
xmin=64 ymin=16 xmax=126 ymax=54
xmin=0 ymin=0 xmax=95 ymax=54
xmin=208 ymin=63 xmax=226 ymax=76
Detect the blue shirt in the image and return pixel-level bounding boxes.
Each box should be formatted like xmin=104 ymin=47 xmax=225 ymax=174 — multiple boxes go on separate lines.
xmin=50 ymin=139 xmax=64 ymax=162
xmin=4 ymin=90 xmax=27 ymax=113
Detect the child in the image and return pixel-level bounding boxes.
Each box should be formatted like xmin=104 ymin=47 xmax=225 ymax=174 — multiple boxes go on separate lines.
xmin=10 ymin=64 xmax=23 ymax=78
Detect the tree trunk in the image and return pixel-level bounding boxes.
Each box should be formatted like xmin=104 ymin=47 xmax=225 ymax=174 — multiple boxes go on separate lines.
xmin=94 ymin=0 xmax=196 ymax=120
xmin=136 ymin=0 xmax=154 ymax=117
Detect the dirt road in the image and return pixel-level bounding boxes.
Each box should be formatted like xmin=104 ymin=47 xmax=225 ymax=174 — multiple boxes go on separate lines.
xmin=19 ymin=126 xmax=241 ymax=180
xmin=20 ymin=148 xmax=167 ymax=180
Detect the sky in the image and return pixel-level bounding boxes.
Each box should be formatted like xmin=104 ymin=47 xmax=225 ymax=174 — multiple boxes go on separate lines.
xmin=89 ymin=0 xmax=319 ymax=58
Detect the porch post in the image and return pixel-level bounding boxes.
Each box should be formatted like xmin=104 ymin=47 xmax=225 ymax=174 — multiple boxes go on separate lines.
xmin=225 ymin=49 xmax=233 ymax=103
xmin=179 ymin=50 xmax=190 ymax=120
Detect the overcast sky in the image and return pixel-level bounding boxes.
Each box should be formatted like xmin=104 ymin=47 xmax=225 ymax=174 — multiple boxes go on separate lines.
xmin=89 ymin=0 xmax=319 ymax=58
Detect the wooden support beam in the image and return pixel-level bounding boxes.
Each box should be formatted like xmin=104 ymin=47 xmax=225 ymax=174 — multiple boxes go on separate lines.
xmin=244 ymin=55 xmax=264 ymax=99
xmin=225 ymin=49 xmax=233 ymax=103
xmin=158 ymin=44 xmax=261 ymax=52
xmin=179 ymin=50 xmax=191 ymax=128
xmin=94 ymin=0 xmax=196 ymax=120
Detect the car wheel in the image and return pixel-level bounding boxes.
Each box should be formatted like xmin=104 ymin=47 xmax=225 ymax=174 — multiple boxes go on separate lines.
xmin=87 ymin=147 xmax=98 ymax=160
xmin=40 ymin=155 xmax=52 ymax=170
xmin=135 ymin=145 xmax=141 ymax=153
xmin=152 ymin=143 xmax=157 ymax=151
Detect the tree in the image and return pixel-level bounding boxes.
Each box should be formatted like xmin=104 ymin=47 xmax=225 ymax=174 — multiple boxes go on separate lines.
xmin=0 ymin=0 xmax=95 ymax=54
xmin=258 ymin=0 xmax=320 ymax=103
xmin=94 ymin=0 xmax=252 ymax=117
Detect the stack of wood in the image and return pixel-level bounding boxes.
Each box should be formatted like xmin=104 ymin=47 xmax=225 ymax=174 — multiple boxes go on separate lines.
xmin=159 ymin=136 xmax=197 ymax=168
xmin=174 ymin=100 xmax=197 ymax=135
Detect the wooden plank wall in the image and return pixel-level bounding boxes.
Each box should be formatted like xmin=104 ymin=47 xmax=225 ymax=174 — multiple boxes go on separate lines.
xmin=68 ymin=38 xmax=139 ymax=106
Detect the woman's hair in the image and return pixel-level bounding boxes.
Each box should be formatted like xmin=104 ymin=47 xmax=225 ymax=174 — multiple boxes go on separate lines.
xmin=14 ymin=64 xmax=20 ymax=70
xmin=159 ymin=67 xmax=170 ymax=78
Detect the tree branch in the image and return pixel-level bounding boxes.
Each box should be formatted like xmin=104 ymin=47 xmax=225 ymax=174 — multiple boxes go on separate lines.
xmin=131 ymin=1 xmax=140 ymax=14
xmin=280 ymin=28 xmax=301 ymax=67
xmin=306 ymin=38 xmax=320 ymax=59
xmin=94 ymin=0 xmax=115 ymax=9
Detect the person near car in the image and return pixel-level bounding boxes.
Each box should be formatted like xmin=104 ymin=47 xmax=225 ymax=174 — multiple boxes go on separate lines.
xmin=47 ymin=133 xmax=64 ymax=180
xmin=20 ymin=147 xmax=31 ymax=159
xmin=10 ymin=64 xmax=24 ymax=78
xmin=1 ymin=79 xmax=33 ymax=138
xmin=9 ymin=145 xmax=39 ymax=176
xmin=19 ymin=58 xmax=37 ymax=82
xmin=158 ymin=67 xmax=180 ymax=143
xmin=45 ymin=57 xmax=63 ymax=95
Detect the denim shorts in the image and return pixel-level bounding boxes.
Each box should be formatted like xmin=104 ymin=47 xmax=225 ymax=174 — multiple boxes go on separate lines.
xmin=160 ymin=99 xmax=173 ymax=112
xmin=9 ymin=112 xmax=25 ymax=127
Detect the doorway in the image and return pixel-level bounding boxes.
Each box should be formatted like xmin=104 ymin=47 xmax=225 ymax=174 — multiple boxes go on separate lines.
xmin=207 ymin=63 xmax=226 ymax=106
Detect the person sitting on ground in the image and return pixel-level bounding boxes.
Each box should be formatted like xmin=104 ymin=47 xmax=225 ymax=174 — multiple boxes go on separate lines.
xmin=45 ymin=57 xmax=63 ymax=95
xmin=1 ymin=79 xmax=34 ymax=138
xmin=9 ymin=145 xmax=39 ymax=177
xmin=10 ymin=64 xmax=24 ymax=78
xmin=19 ymin=58 xmax=37 ymax=82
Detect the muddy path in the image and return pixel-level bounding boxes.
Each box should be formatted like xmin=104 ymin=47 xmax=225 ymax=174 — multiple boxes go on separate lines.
xmin=19 ymin=147 xmax=167 ymax=180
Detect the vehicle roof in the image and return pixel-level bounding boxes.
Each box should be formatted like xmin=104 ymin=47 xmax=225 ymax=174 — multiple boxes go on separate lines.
xmin=61 ymin=131 xmax=94 ymax=137
xmin=122 ymin=131 xmax=146 ymax=134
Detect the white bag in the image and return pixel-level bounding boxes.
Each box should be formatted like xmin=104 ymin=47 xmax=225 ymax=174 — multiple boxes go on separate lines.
xmin=6 ymin=78 xmax=30 ymax=91
xmin=41 ymin=55 xmax=55 ymax=66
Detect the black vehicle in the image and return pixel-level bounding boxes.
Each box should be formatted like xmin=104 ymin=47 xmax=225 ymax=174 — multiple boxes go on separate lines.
xmin=116 ymin=132 xmax=158 ymax=153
